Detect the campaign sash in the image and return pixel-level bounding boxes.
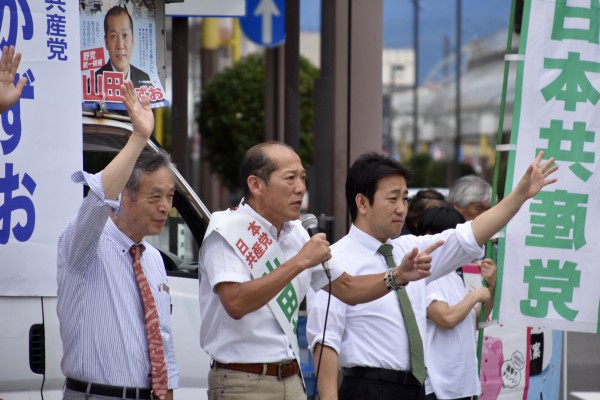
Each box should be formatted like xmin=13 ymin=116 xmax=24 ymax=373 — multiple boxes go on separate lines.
xmin=206 ymin=209 xmax=302 ymax=364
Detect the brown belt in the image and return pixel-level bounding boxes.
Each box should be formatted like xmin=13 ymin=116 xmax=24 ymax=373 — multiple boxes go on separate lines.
xmin=214 ymin=360 xmax=300 ymax=379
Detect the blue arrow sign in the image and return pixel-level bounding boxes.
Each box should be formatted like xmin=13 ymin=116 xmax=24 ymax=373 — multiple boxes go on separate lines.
xmin=240 ymin=0 xmax=285 ymax=47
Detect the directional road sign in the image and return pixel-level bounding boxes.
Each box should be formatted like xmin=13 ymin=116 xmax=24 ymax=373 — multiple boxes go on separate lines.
xmin=240 ymin=0 xmax=285 ymax=47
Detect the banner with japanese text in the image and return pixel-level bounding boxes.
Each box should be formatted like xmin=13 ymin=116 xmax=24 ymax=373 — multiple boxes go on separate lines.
xmin=0 ymin=1 xmax=82 ymax=295
xmin=496 ymin=0 xmax=600 ymax=334
xmin=80 ymin=0 xmax=169 ymax=110
xmin=464 ymin=268 xmax=562 ymax=399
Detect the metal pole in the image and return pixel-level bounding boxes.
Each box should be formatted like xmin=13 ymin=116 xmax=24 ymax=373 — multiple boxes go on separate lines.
xmin=171 ymin=17 xmax=189 ymax=180
xmin=454 ymin=0 xmax=462 ymax=177
xmin=199 ymin=18 xmax=222 ymax=211
xmin=284 ymin=0 xmax=300 ymax=152
xmin=412 ymin=0 xmax=419 ymax=154
xmin=563 ymin=331 xmax=568 ymax=400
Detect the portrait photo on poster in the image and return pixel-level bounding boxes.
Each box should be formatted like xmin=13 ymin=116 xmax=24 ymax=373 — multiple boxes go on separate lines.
xmin=79 ymin=0 xmax=169 ymax=110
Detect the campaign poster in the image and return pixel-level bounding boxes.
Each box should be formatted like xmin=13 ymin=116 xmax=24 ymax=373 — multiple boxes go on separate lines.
xmin=496 ymin=0 xmax=600 ymax=334
xmin=0 ymin=1 xmax=82 ymax=296
xmin=79 ymin=0 xmax=169 ymax=110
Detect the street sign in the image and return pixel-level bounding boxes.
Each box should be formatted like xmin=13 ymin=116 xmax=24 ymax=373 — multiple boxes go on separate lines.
xmin=240 ymin=0 xmax=285 ymax=47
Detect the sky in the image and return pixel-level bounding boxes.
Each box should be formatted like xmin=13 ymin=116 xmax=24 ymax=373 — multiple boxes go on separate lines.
xmin=300 ymin=0 xmax=512 ymax=83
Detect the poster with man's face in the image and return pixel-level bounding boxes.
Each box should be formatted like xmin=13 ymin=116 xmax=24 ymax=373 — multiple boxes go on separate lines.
xmin=80 ymin=0 xmax=169 ymax=110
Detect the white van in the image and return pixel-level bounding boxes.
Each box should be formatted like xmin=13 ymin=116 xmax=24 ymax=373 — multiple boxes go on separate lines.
xmin=0 ymin=116 xmax=212 ymax=399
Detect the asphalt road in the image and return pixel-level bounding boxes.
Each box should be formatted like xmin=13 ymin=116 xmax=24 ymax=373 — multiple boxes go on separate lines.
xmin=566 ymin=332 xmax=600 ymax=400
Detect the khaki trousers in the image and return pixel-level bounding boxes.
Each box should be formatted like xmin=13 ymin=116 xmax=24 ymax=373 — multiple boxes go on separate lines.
xmin=207 ymin=366 xmax=306 ymax=400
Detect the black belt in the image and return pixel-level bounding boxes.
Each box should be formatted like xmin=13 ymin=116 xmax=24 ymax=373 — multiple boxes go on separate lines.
xmin=65 ymin=377 xmax=153 ymax=399
xmin=214 ymin=360 xmax=300 ymax=379
xmin=342 ymin=366 xmax=423 ymax=386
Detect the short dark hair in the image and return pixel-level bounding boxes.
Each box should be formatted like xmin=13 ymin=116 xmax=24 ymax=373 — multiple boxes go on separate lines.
xmin=416 ymin=206 xmax=465 ymax=236
xmin=239 ymin=141 xmax=294 ymax=199
xmin=104 ymin=6 xmax=133 ymax=36
xmin=405 ymin=196 xmax=450 ymax=235
xmin=345 ymin=152 xmax=412 ymax=222
xmin=126 ymin=148 xmax=175 ymax=198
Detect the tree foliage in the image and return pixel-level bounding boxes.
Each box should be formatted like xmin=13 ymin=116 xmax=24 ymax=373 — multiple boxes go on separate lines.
xmin=197 ymin=53 xmax=319 ymax=190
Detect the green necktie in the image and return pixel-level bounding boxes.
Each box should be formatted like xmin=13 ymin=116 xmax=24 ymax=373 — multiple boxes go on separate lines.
xmin=378 ymin=243 xmax=427 ymax=384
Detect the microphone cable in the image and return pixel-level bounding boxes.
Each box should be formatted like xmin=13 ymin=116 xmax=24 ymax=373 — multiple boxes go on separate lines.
xmin=313 ymin=274 xmax=332 ymax=397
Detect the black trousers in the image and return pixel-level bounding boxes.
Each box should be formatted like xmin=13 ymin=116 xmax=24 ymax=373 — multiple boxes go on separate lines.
xmin=339 ymin=375 xmax=425 ymax=400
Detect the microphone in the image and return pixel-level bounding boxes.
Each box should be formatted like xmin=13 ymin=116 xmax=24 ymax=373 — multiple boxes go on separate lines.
xmin=301 ymin=213 xmax=331 ymax=279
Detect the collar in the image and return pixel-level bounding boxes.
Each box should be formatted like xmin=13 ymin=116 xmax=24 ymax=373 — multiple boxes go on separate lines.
xmin=106 ymin=217 xmax=146 ymax=254
xmin=348 ymin=224 xmax=390 ymax=256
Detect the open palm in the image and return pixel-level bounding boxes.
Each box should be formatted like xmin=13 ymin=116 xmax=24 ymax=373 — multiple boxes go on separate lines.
xmin=0 ymin=46 xmax=26 ymax=113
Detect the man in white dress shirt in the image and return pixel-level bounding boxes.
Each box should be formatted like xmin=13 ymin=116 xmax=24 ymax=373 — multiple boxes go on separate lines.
xmin=198 ymin=141 xmax=444 ymax=400
xmin=57 ymin=81 xmax=177 ymax=400
xmin=307 ymin=151 xmax=557 ymax=400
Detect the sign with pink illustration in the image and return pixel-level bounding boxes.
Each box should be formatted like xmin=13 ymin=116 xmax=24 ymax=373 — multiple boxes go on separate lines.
xmin=463 ymin=267 xmax=562 ymax=399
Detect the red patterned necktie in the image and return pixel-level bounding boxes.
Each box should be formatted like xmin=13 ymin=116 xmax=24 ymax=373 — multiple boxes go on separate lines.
xmin=130 ymin=245 xmax=168 ymax=400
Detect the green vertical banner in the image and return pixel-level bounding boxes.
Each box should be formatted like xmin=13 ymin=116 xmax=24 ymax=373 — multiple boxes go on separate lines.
xmin=496 ymin=0 xmax=600 ymax=334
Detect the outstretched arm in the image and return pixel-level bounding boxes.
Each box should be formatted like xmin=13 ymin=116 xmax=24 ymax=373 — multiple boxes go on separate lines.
xmin=329 ymin=240 xmax=444 ymax=305
xmin=0 ymin=46 xmax=27 ymax=114
xmin=471 ymin=151 xmax=557 ymax=246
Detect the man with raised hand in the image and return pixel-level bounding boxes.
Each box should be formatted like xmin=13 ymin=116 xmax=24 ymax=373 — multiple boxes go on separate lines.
xmin=199 ymin=141 xmax=443 ymax=400
xmin=58 ymin=81 xmax=178 ymax=400
xmin=307 ymin=151 xmax=556 ymax=400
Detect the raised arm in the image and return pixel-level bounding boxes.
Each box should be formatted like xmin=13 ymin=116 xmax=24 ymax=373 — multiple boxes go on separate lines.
xmin=471 ymin=152 xmax=557 ymax=246
xmin=102 ymin=81 xmax=154 ymax=199
xmin=476 ymin=258 xmax=496 ymax=321
xmin=427 ymin=286 xmax=491 ymax=329
xmin=0 ymin=45 xmax=27 ymax=114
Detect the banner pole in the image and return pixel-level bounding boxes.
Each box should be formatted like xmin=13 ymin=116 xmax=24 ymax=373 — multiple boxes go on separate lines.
xmin=475 ymin=1 xmax=519 ymax=398
xmin=563 ymin=331 xmax=568 ymax=399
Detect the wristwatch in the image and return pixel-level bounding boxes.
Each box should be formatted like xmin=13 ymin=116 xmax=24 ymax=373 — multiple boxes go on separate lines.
xmin=384 ymin=268 xmax=409 ymax=290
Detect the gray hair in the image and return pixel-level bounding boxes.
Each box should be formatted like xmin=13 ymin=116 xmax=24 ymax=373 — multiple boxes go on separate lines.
xmin=448 ymin=175 xmax=492 ymax=208
xmin=125 ymin=149 xmax=175 ymax=196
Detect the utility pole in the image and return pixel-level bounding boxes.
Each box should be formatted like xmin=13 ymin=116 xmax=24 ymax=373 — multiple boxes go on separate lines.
xmin=284 ymin=0 xmax=300 ymax=152
xmin=199 ymin=18 xmax=223 ymax=211
xmin=171 ymin=17 xmax=189 ymax=180
xmin=312 ymin=0 xmax=383 ymax=241
xmin=451 ymin=0 xmax=462 ymax=184
xmin=412 ymin=0 xmax=419 ymax=154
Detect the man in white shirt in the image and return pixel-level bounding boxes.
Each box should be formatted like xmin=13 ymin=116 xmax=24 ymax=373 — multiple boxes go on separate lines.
xmin=58 ymin=82 xmax=177 ymax=400
xmin=307 ymin=151 xmax=557 ymax=400
xmin=199 ymin=142 xmax=443 ymax=400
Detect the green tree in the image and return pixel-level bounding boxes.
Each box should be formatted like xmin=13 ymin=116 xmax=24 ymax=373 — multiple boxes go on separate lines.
xmin=197 ymin=53 xmax=319 ymax=190
xmin=407 ymin=153 xmax=433 ymax=187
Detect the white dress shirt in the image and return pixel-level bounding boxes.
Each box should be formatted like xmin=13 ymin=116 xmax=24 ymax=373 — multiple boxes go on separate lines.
xmin=306 ymin=223 xmax=483 ymax=372
xmin=57 ymin=171 xmax=179 ymax=388
xmin=199 ymin=203 xmax=342 ymax=363
xmin=425 ymin=272 xmax=481 ymax=398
